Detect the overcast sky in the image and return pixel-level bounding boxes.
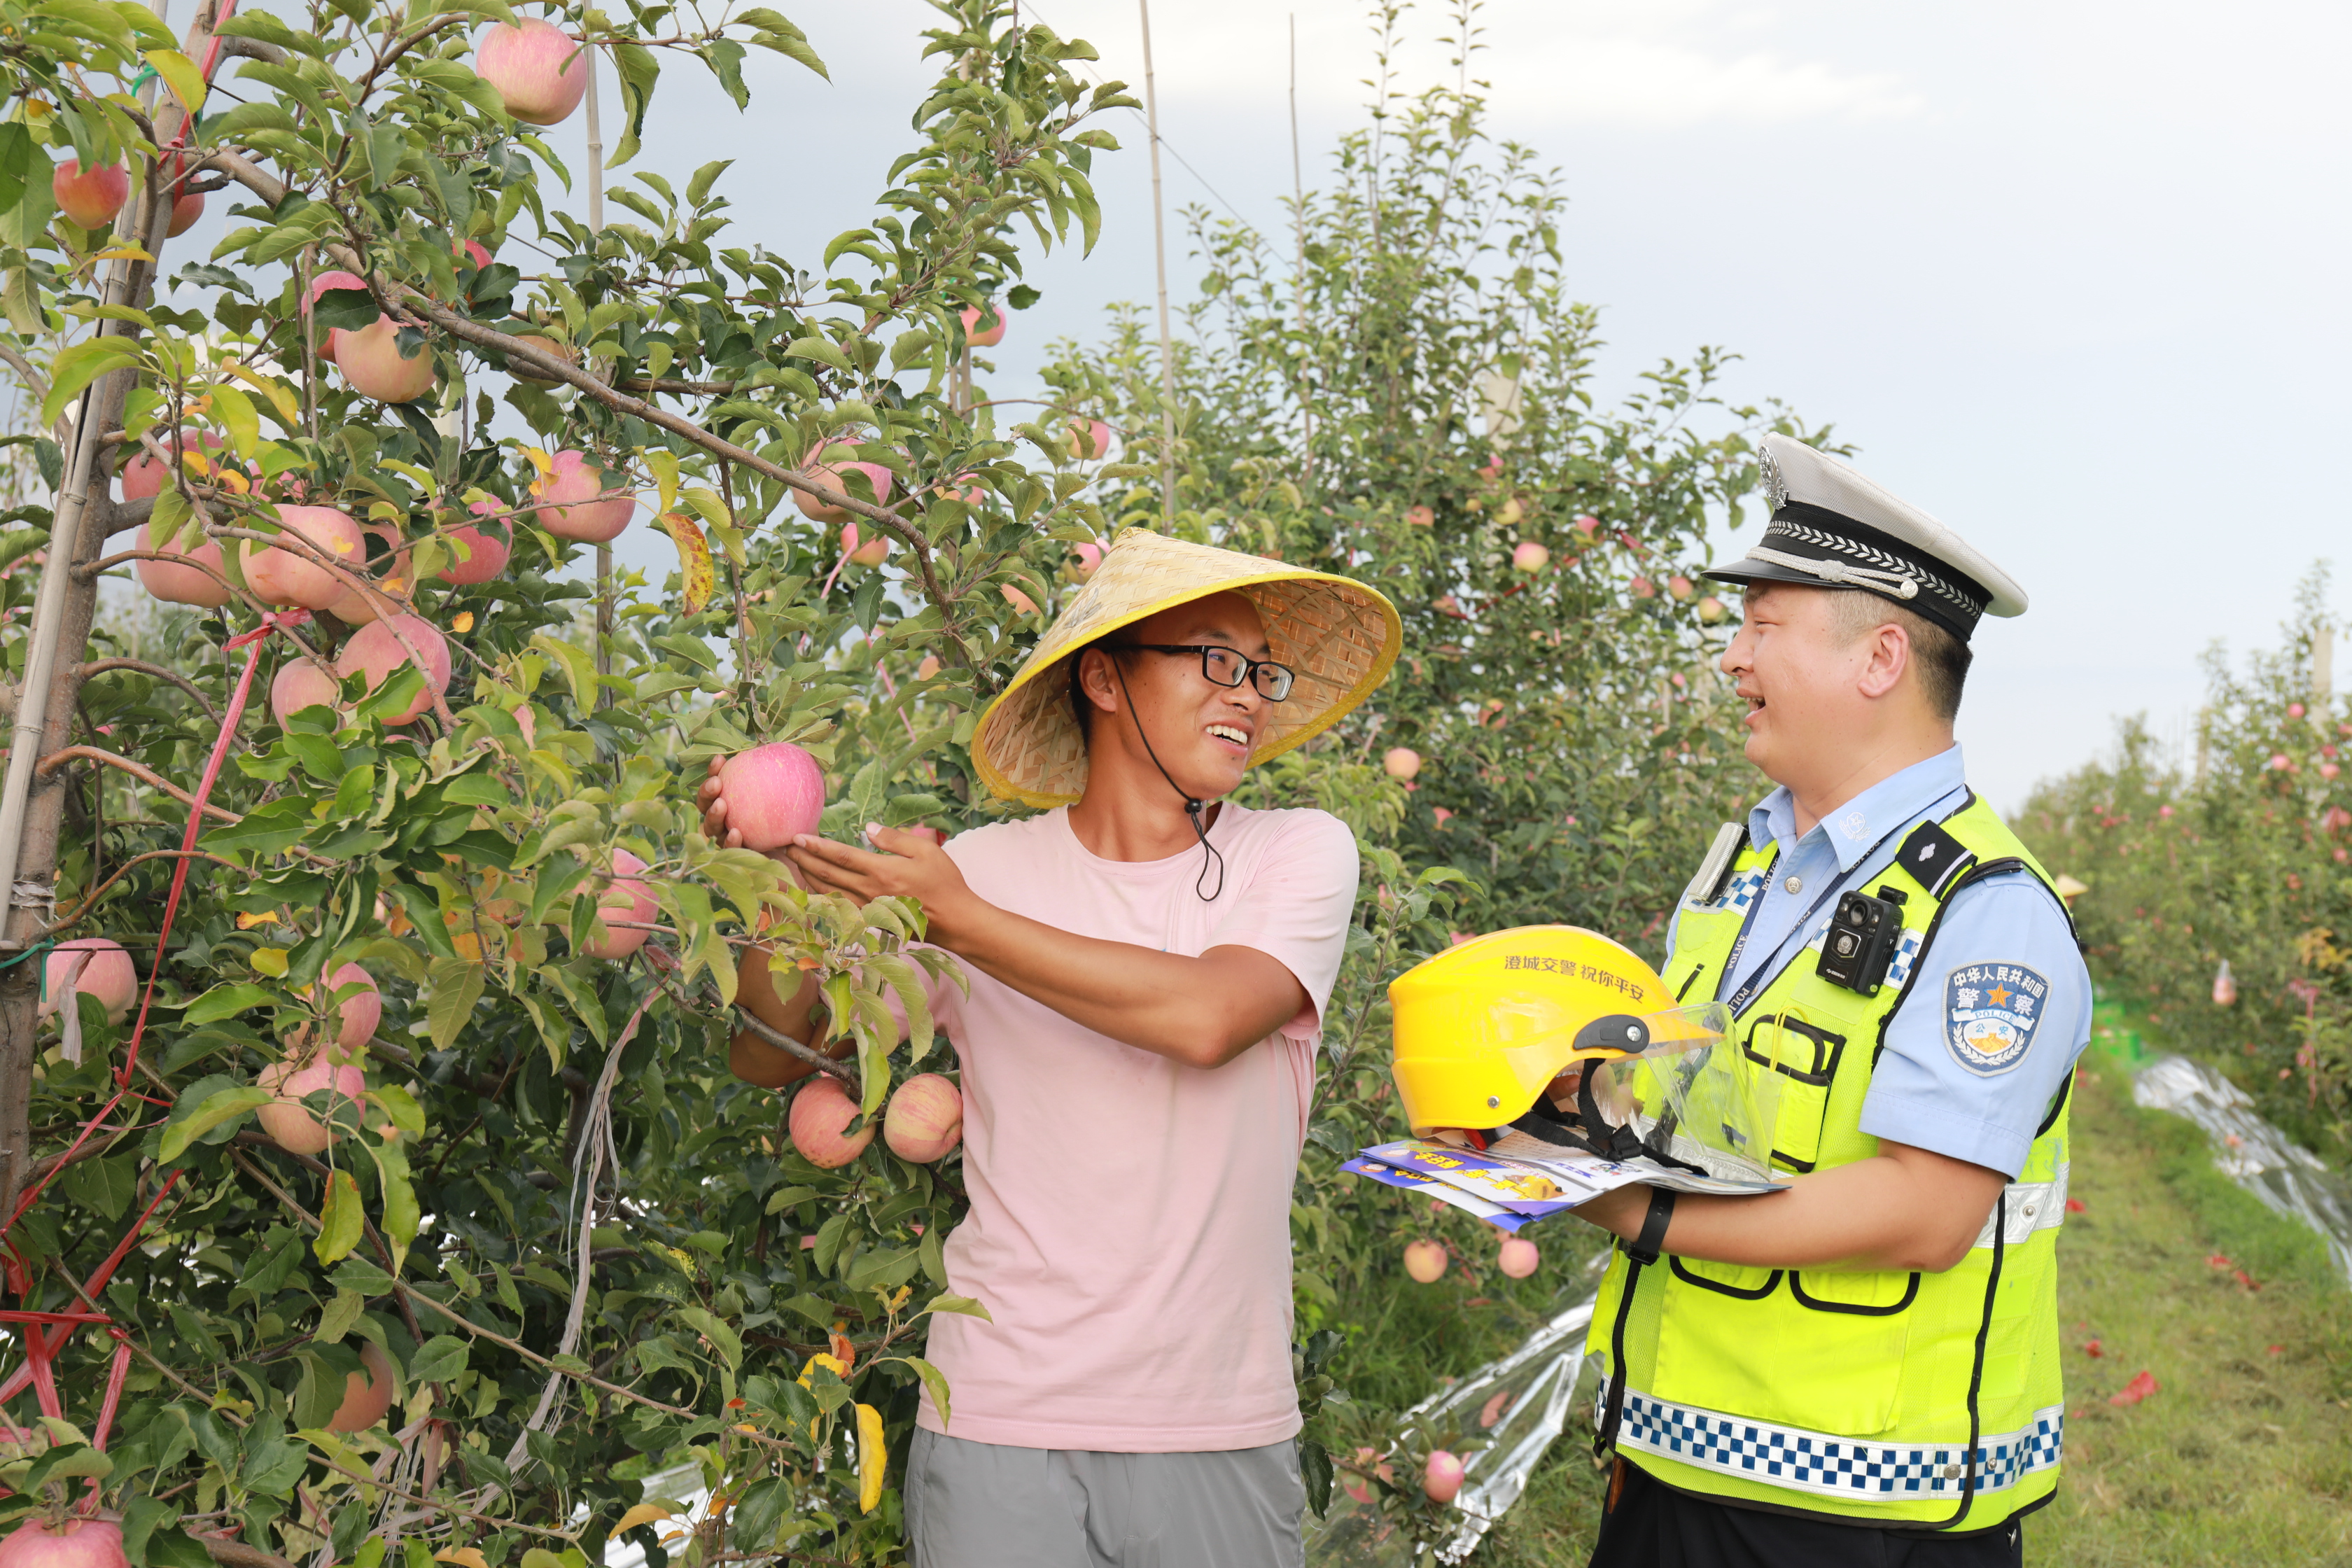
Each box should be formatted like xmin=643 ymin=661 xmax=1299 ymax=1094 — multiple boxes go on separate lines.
xmin=180 ymin=1 xmax=2352 ymax=811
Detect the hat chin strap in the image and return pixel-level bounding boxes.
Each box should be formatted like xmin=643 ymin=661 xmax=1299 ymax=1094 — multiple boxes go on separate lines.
xmin=1744 ymin=545 xmax=1920 ymax=600
xmin=1108 ymin=657 xmax=1226 ymax=902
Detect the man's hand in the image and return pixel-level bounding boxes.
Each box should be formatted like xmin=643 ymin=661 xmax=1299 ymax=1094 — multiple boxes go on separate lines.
xmin=1572 ymin=1141 xmax=2008 ymax=1275
xmin=788 ymin=825 xmax=986 ymax=945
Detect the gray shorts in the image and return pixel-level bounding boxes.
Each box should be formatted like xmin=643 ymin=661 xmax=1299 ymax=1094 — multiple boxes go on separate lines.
xmin=904 ymin=1427 xmax=1305 ymax=1568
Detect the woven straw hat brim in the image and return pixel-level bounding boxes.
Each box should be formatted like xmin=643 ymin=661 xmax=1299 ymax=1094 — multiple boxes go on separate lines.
xmin=974 ymin=528 xmax=1404 ymax=808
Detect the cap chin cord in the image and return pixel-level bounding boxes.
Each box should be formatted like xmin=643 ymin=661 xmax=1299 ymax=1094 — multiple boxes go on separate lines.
xmin=1108 ymin=657 xmax=1226 ymax=902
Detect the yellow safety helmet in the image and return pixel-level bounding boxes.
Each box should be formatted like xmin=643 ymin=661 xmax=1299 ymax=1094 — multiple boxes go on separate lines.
xmin=1387 ymin=925 xmax=1703 ymax=1138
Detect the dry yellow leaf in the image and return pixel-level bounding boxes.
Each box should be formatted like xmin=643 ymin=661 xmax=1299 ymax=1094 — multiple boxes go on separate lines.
xmin=612 ymin=1503 xmax=673 ymax=1535
xmin=855 ymin=1403 xmax=886 ymax=1513
xmin=435 ymin=1550 xmax=489 ymax=1568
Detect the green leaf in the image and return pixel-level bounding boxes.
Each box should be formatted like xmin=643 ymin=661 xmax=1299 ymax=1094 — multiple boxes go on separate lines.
xmin=181 ymin=981 xmax=275 ymax=1024
xmin=919 ymin=1293 xmax=993 ymax=1322
xmin=406 ymin=1334 xmax=470 ymax=1385
xmin=314 ymin=1287 xmax=365 ymax=1344
xmin=144 ymin=48 xmax=208 ymax=114
xmin=425 ymin=956 xmax=484 ymax=1049
xmin=0 ymin=126 xmax=31 ymax=219
xmin=41 ymin=337 xmax=143 ymax=426
xmin=315 ymin=1169 xmax=364 ymax=1264
xmin=157 ymin=1085 xmax=272 ymax=1162
xmin=368 ymin=1082 xmax=426 ymax=1137
xmin=207 ymin=382 xmax=260 ymax=456
xmin=673 ymin=1305 xmax=742 ymax=1371
xmin=883 ymin=1354 xmax=951 ymax=1428
xmin=58 ymin=1152 xmax=136 ymax=1220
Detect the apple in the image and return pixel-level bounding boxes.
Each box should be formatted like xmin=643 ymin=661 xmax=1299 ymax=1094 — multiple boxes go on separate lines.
xmin=339 ymin=613 xmax=451 ymax=725
xmin=533 ymin=449 xmax=636 ymax=542
xmin=0 ymin=1516 xmax=128 ymax=1568
xmin=841 ymin=523 xmax=890 ymax=566
xmin=1404 ymin=1238 xmax=1447 ymax=1284
xmin=1406 ymin=505 xmax=1434 ymax=528
xmin=323 ymin=523 xmax=413 ymax=624
xmin=454 ymin=237 xmax=493 ymax=269
xmin=1072 ymin=540 xmax=1103 ymax=575
xmin=39 ymin=937 xmax=136 ymax=1025
xmin=246 ymin=505 xmax=366 ymax=610
xmin=1497 ymin=497 xmax=1525 ymax=526
xmin=1383 ymin=746 xmax=1422 ymax=781
xmin=915 ymin=654 xmax=941 ymax=680
xmin=166 ymin=188 xmax=204 ymax=237
xmin=1068 ymin=418 xmax=1113 ymax=461
xmin=270 ymin=657 xmax=342 ymax=725
xmin=438 ymin=503 xmax=512 ymax=584
xmin=790 ymin=1072 xmax=876 ymax=1170
xmin=52 ymin=159 xmax=129 ymax=230
xmin=1698 ymin=594 xmax=1728 ymax=624
xmin=135 ymin=528 xmax=230 ymax=608
xmin=1497 ymin=1236 xmax=1539 ymax=1278
xmin=119 ymin=428 xmax=223 ymax=501
xmin=792 ymin=444 xmax=894 ymax=524
xmin=1667 ymin=575 xmax=1693 ymax=601
xmin=258 ymin=1057 xmax=367 ymax=1155
xmin=729 ymin=1027 xmax=853 ymax=1091
xmin=507 ymin=331 xmax=578 ymax=385
xmin=304 ymin=269 xmax=370 ymax=364
xmin=326 ymin=1339 xmax=399 ymax=1433
xmin=337 ymin=316 xmax=436 ymax=402
xmin=475 ymin=18 xmax=590 ymax=126
xmin=1001 ymin=584 xmax=1039 ymax=616
xmin=312 ymin=961 xmax=382 ymax=1058
xmin=715 ymin=742 xmax=827 ymax=852
xmin=582 ymin=848 xmax=657 ymax=960
xmin=2213 ymin=961 xmax=2237 ymax=1008
xmin=1424 ymin=1450 xmax=1465 ymax=1504
xmin=1630 ymin=575 xmax=1656 ymax=599
xmin=1341 ymin=1446 xmax=1394 ymax=1506
xmin=1572 ymin=514 xmax=1600 ymax=540
xmin=959 ymin=303 xmax=1006 ymax=347
xmin=1511 ymin=540 xmax=1548 ymax=573
xmin=884 ymin=1073 xmax=963 ymax=1163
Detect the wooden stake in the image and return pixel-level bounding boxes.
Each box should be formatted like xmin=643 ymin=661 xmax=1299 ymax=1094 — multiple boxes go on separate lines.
xmin=1138 ymin=0 xmax=1178 ymax=527
xmin=585 ymin=37 xmax=613 ymax=703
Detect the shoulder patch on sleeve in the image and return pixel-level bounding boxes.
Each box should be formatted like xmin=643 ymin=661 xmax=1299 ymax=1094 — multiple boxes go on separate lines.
xmin=1943 ymin=962 xmax=2050 ymax=1076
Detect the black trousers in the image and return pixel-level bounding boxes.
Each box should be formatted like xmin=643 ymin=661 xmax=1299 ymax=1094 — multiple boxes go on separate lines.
xmin=1588 ymin=1460 xmax=2026 ymax=1568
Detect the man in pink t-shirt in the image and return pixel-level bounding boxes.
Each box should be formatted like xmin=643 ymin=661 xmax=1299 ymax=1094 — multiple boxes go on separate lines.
xmin=701 ymin=530 xmax=1399 ymax=1567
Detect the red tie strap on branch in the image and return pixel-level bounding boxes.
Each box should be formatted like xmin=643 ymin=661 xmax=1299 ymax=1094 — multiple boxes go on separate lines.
xmin=0 ymin=1170 xmax=182 ymax=1423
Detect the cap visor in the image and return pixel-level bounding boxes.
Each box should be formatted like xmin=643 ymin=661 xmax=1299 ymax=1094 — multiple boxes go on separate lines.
xmin=1700 ymin=559 xmax=1845 ymax=592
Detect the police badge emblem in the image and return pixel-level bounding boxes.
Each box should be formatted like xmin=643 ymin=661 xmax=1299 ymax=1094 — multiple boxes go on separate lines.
xmin=1942 ymin=964 xmax=2049 ymax=1077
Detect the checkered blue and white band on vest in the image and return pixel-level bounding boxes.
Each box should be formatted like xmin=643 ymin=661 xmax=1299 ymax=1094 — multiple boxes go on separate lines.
xmin=1604 ymin=1391 xmax=2066 ymax=1501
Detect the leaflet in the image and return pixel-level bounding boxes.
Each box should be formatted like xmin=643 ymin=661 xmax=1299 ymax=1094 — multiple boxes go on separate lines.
xmin=1340 ymin=1155 xmax=1531 ymax=1233
xmin=1478 ymin=1130 xmax=1788 ymax=1198
xmin=1353 ymin=1135 xmax=1788 ymax=1227
xmin=1357 ymin=1140 xmax=1597 ymax=1219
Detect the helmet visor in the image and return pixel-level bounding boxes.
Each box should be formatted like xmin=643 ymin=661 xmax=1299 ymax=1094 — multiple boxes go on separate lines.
xmin=1581 ymin=1002 xmax=1782 ymax=1184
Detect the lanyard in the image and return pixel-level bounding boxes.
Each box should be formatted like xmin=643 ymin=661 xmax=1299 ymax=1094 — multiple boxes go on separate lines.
xmin=1721 ymin=816 xmax=1917 ymax=1016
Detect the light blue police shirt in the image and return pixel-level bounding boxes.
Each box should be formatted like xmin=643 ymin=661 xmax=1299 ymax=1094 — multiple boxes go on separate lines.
xmin=1667 ymin=746 xmax=2092 ymax=1179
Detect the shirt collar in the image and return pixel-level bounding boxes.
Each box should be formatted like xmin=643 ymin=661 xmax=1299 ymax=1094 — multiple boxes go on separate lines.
xmin=1746 ymin=746 xmax=1968 ymax=872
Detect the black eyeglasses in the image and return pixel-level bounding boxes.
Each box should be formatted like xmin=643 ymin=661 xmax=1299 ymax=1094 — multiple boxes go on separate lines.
xmin=1110 ymin=643 xmax=1296 ymax=701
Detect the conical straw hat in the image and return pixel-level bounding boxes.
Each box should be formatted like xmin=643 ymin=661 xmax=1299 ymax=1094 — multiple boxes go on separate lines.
xmin=974 ymin=528 xmax=1404 ymax=808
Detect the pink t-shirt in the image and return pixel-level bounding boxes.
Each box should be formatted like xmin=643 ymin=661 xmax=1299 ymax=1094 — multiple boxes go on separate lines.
xmin=902 ymin=802 xmax=1359 ymax=1452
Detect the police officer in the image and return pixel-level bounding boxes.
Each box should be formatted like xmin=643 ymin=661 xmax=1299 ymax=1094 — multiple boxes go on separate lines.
xmin=1572 ymin=434 xmax=2091 ymax=1567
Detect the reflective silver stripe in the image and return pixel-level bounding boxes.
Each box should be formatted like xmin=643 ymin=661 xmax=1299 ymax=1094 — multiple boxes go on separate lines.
xmin=1607 ymin=1388 xmax=2064 ymax=1501
xmin=1971 ymin=1164 xmax=2069 ymax=1250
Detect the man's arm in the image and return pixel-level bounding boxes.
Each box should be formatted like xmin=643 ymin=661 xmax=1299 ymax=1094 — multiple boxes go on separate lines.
xmin=1574 ymin=1142 xmax=2008 ymax=1273
xmin=786 ymin=825 xmax=1307 ymax=1070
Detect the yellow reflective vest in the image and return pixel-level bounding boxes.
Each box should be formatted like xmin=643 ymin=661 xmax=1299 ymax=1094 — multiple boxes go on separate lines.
xmin=1586 ymin=794 xmax=2071 ymax=1532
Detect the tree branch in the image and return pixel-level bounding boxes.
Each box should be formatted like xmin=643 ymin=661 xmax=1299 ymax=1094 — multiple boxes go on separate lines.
xmin=36 ymin=746 xmax=242 ymax=823
xmin=79 ymin=657 xmax=223 ymax=724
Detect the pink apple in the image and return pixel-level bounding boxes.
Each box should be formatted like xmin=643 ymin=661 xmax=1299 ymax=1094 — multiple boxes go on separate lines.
xmin=533 ymin=449 xmax=636 ymax=542
xmin=1667 ymin=575 xmax=1693 ymax=601
xmin=915 ymin=654 xmax=941 ymax=680
xmin=1498 ymin=1236 xmax=1539 ymax=1278
xmin=0 ymin=1516 xmax=128 ymax=1568
xmin=52 ymin=159 xmax=129 ymax=230
xmin=1572 ymin=514 xmax=1600 ymax=539
xmin=246 ymin=505 xmax=365 ymax=610
xmin=582 ymin=848 xmax=657 ymax=960
xmin=270 ymin=657 xmax=342 ymax=724
xmin=438 ymin=503 xmax=512 ymax=584
xmin=1404 ymin=1238 xmax=1447 ymax=1284
xmin=1384 ymin=746 xmax=1422 ymax=781
xmin=258 ymin=1057 xmax=367 ymax=1155
xmin=1001 ymin=584 xmax=1039 ymax=616
xmin=312 ymin=961 xmax=382 ymax=1058
xmin=716 ymin=742 xmax=827 ymax=852
xmin=1072 ymin=540 xmax=1103 ymax=575
xmin=338 ymin=612 xmax=451 ymax=725
xmin=1067 ymin=418 xmax=1113 ymax=461
xmin=304 ymin=269 xmax=369 ymax=364
xmin=841 ymin=523 xmax=890 ymax=566
xmin=1629 ymin=576 xmax=1656 ymax=598
xmin=959 ymin=304 xmax=1006 ymax=347
xmin=337 ymin=317 xmax=436 ymax=402
xmin=883 ymin=1073 xmax=963 ymax=1162
xmin=136 ymin=528 xmax=230 ymax=608
xmin=166 ymin=189 xmax=204 ymax=237
xmin=1511 ymin=540 xmax=1548 ymax=573
xmin=39 ymin=937 xmax=136 ymax=1025
xmin=1424 ymin=1450 xmax=1465 ymax=1504
xmin=792 ymin=444 xmax=894 ymax=524
xmin=326 ymin=1340 xmax=398 ymax=1434
xmin=1698 ymin=594 xmax=1728 ymax=624
xmin=1406 ymin=505 xmax=1434 ymax=528
xmin=119 ymin=428 xmax=223 ymax=501
xmin=476 ymin=18 xmax=590 ymax=125
xmin=789 ymin=1074 xmax=874 ymax=1168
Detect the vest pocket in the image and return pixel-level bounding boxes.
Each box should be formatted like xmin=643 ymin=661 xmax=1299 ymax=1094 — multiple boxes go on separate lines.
xmin=1741 ymin=1013 xmax=1846 ymax=1173
xmin=1789 ymin=1270 xmax=1921 ymax=1315
xmin=1670 ymin=1256 xmax=1782 ymax=1299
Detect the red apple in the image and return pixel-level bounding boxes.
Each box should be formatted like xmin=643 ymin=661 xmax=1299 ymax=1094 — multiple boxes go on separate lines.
xmin=337 ymin=317 xmax=435 ymax=403
xmin=1406 ymin=505 xmax=1434 ymax=528
xmin=52 ymin=159 xmax=129 ymax=230
xmin=841 ymin=523 xmax=890 ymax=567
xmin=1404 ymin=1238 xmax=1447 ymax=1284
xmin=1072 ymin=540 xmax=1102 ymax=575
xmin=246 ymin=505 xmax=365 ymax=610
xmin=1629 ymin=576 xmax=1656 ymax=599
xmin=0 ymin=1516 xmax=128 ymax=1568
xmin=715 ymin=743 xmax=827 ymax=852
xmin=270 ymin=657 xmax=342 ymax=725
xmin=1383 ymin=746 xmax=1422 ymax=781
xmin=454 ymin=237 xmax=493 ymax=268
xmin=883 ymin=1073 xmax=962 ymax=1163
xmin=312 ymin=961 xmax=382 ymax=1058
xmin=258 ymin=1057 xmax=367 ymax=1155
xmin=583 ymin=848 xmax=657 ymax=960
xmin=792 ymin=444 xmax=894 ymax=524
xmin=166 ymin=189 xmax=204 ymax=237
xmin=338 ymin=612 xmax=451 ymax=725
xmin=915 ymin=654 xmax=941 ymax=680
xmin=533 ymin=449 xmax=636 ymax=542
xmin=475 ymin=18 xmax=589 ymax=126
xmin=1424 ymin=1450 xmax=1465 ymax=1504
xmin=438 ymin=503 xmax=512 ymax=584
xmin=304 ymin=269 xmax=370 ymax=364
xmin=323 ymin=523 xmax=414 ymax=624
xmin=1511 ymin=540 xmax=1549 ymax=573
xmin=1667 ymin=575 xmax=1693 ymax=600
xmin=959 ymin=304 xmax=1006 ymax=347
xmin=1498 ymin=1236 xmax=1539 ymax=1278
xmin=1572 ymin=514 xmax=1601 ymax=540
xmin=39 ymin=937 xmax=136 ymax=1025
xmin=135 ymin=528 xmax=230 ymax=608
xmin=788 ymin=1074 xmax=874 ymax=1169
xmin=119 ymin=428 xmax=223 ymax=501
xmin=326 ymin=1339 xmax=398 ymax=1433
xmin=1001 ymin=584 xmax=1038 ymax=616
xmin=1068 ymin=419 xmax=1113 ymax=461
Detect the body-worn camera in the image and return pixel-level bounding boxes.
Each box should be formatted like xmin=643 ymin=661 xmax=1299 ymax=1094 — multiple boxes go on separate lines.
xmin=1816 ymin=885 xmax=1909 ymax=995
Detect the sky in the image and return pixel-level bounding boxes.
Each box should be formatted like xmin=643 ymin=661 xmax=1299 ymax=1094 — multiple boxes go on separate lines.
xmin=178 ymin=0 xmax=2352 ymax=811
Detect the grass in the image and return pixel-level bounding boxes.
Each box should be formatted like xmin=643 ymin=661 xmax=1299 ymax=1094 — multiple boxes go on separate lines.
xmin=1351 ymin=999 xmax=2352 ymax=1566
